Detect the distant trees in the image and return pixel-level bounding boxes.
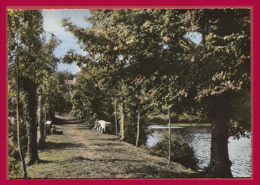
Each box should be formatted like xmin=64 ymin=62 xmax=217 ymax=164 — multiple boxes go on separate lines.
xmin=42 ymin=71 xmax=74 ymax=119
xmin=68 ymin=65 xmax=113 ymax=122
xmin=62 ymin=9 xmax=250 ymax=177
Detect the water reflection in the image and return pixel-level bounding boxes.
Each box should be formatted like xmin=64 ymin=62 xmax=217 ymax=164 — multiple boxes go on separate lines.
xmin=146 ymin=126 xmax=251 ymax=177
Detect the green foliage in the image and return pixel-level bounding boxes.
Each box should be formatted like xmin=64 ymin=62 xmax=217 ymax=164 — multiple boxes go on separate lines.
xmin=186 ymin=9 xmax=250 ymax=98
xmin=70 ymin=67 xmax=114 ymax=122
xmin=8 ymin=139 xmax=21 ymax=179
xmin=8 ymin=119 xmax=27 ymax=178
xmin=8 ymin=9 xmax=61 ymax=123
xmin=8 ymin=119 xmax=28 ymax=153
xmin=186 ymin=9 xmax=251 ymax=136
xmin=229 ymin=90 xmax=251 ymax=138
xmin=8 ymin=10 xmax=60 ymax=84
xmin=8 ymin=9 xmax=61 ymax=170
xmin=151 ymin=134 xmax=198 ymax=170
xmin=41 ymin=72 xmax=74 ymax=119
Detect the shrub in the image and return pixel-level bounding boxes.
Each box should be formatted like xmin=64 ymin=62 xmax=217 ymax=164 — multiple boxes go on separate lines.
xmin=8 ymin=138 xmax=21 ymax=179
xmin=123 ymin=101 xmax=149 ymax=146
xmin=124 ymin=116 xmax=148 ymax=146
xmin=8 ymin=119 xmax=27 ymax=179
xmin=150 ymin=134 xmax=198 ymax=170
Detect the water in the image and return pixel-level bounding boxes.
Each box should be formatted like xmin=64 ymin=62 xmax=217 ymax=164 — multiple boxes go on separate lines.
xmin=146 ymin=125 xmax=252 ymax=177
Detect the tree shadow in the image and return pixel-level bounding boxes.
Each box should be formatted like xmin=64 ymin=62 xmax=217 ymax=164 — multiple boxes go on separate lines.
xmin=76 ymin=125 xmax=92 ymax=130
xmin=87 ymin=138 xmax=117 ymax=141
xmin=52 ymin=130 xmax=63 ymax=135
xmin=104 ymin=158 xmax=145 ymax=163
xmin=94 ymin=148 xmax=127 ymax=153
xmin=60 ymin=156 xmax=145 ymax=164
xmin=42 ymin=141 xmax=86 ymax=150
xmin=37 ymin=159 xmax=53 ymax=164
xmin=55 ymin=117 xmax=80 ymax=125
xmin=89 ymin=142 xmax=124 ymax=147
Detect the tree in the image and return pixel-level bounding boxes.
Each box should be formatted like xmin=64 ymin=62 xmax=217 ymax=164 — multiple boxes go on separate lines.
xmin=8 ymin=10 xmax=60 ymax=166
xmin=8 ymin=9 xmax=43 ymax=171
xmin=183 ymin=9 xmax=251 ymax=177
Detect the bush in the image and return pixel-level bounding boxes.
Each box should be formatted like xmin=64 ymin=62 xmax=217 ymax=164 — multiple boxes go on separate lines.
xmin=124 ymin=116 xmax=148 ymax=146
xmin=8 ymin=138 xmax=21 ymax=179
xmin=150 ymin=134 xmax=198 ymax=170
xmin=8 ymin=118 xmax=27 ymax=179
xmin=123 ymin=101 xmax=148 ymax=146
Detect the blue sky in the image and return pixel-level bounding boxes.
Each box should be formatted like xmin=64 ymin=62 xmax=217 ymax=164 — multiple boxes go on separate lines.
xmin=42 ymin=9 xmax=91 ymax=74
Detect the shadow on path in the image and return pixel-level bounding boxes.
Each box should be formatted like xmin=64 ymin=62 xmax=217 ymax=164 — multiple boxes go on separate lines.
xmin=55 ymin=117 xmax=81 ymax=125
xmin=41 ymin=141 xmax=86 ymax=150
xmin=89 ymin=142 xmax=124 ymax=147
xmin=76 ymin=125 xmax=93 ymax=130
xmin=87 ymin=138 xmax=117 ymax=141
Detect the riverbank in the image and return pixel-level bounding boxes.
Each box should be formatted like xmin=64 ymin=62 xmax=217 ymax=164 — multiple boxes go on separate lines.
xmin=147 ymin=113 xmax=210 ymax=127
xmin=27 ymin=115 xmax=199 ymax=179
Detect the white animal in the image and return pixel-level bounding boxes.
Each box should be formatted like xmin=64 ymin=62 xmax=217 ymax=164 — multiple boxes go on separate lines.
xmin=44 ymin=121 xmax=52 ymax=135
xmin=97 ymin=120 xmax=112 ymax=133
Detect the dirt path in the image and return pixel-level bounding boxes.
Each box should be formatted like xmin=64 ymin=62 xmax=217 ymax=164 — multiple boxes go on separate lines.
xmin=27 ymin=115 xmax=196 ymax=179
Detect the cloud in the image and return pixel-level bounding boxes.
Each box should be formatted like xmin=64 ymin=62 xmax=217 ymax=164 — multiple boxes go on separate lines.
xmin=42 ymin=9 xmax=91 ymax=38
xmin=42 ymin=9 xmax=91 ymax=57
xmin=42 ymin=9 xmax=91 ymax=74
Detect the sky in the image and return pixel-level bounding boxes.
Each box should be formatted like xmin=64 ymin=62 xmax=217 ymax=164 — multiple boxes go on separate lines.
xmin=42 ymin=9 xmax=91 ymax=74
xmin=185 ymin=32 xmax=202 ymax=45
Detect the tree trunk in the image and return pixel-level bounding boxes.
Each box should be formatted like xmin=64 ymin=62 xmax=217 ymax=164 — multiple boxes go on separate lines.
xmin=44 ymin=107 xmax=47 ymax=122
xmin=22 ymin=78 xmax=39 ymax=165
xmin=168 ymin=107 xmax=171 ymax=164
xmin=37 ymin=88 xmax=45 ymax=148
xmin=120 ymin=102 xmax=125 ymax=140
xmin=208 ymin=94 xmax=233 ymax=177
xmin=48 ymin=108 xmax=55 ymax=124
xmin=16 ymin=64 xmax=27 ymax=178
xmin=136 ymin=104 xmax=140 ymax=147
xmin=85 ymin=110 xmax=88 ymax=123
xmin=114 ymin=98 xmax=118 ymax=138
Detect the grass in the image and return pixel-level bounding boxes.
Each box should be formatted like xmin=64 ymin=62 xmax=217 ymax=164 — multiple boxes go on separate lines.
xmin=27 ymin=115 xmax=199 ymax=179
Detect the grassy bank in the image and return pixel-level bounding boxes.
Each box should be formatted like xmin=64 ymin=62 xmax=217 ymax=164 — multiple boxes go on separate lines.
xmin=147 ymin=112 xmax=210 ymax=127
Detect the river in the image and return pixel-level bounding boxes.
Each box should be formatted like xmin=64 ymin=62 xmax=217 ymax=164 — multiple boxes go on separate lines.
xmin=146 ymin=125 xmax=252 ymax=178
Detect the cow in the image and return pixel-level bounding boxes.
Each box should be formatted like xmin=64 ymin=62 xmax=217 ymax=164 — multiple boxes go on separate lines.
xmin=44 ymin=120 xmax=52 ymax=135
xmin=94 ymin=120 xmax=112 ymax=134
